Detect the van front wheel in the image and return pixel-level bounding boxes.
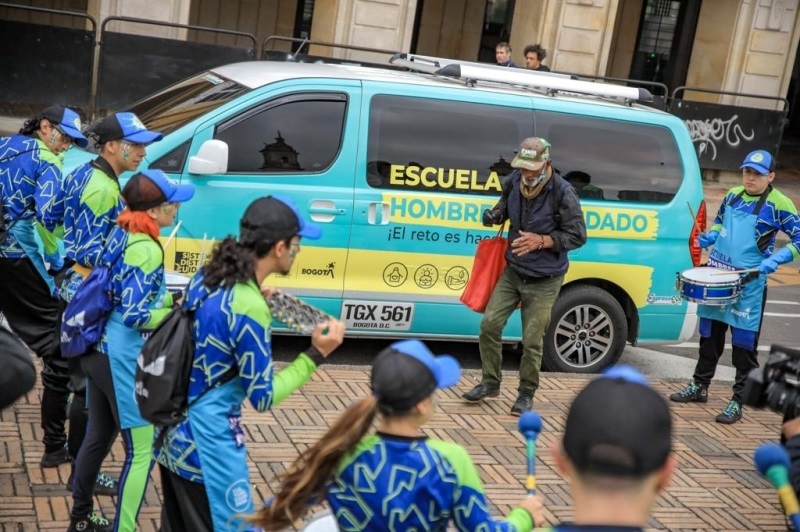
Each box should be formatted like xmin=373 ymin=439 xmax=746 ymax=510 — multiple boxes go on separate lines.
xmin=542 ymin=286 xmax=627 ymax=373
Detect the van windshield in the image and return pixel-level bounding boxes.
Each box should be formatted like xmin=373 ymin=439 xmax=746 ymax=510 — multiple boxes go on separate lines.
xmin=122 ymin=71 xmax=250 ymax=136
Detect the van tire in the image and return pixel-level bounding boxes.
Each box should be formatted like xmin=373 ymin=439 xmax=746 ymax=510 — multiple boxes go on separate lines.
xmin=542 ymin=285 xmax=627 ymax=374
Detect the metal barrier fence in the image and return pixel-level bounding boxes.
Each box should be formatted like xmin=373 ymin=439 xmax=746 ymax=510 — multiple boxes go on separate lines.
xmin=0 ymin=3 xmax=96 ymax=117
xmin=96 ymin=17 xmax=257 ymax=114
xmin=670 ymin=87 xmax=789 ymax=171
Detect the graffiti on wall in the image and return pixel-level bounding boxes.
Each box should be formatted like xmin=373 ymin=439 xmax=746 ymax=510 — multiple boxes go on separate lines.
xmin=684 ymin=115 xmax=755 ymax=161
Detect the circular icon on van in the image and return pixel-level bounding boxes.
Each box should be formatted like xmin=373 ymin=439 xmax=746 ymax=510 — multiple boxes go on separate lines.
xmin=383 ymin=263 xmax=408 ymax=287
xmin=414 ymin=265 xmax=439 ymax=289
xmin=444 ymin=266 xmax=469 ymax=290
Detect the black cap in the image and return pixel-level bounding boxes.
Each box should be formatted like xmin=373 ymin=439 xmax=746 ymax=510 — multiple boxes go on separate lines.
xmin=563 ymin=373 xmax=672 ymax=478
xmin=122 ymin=173 xmax=169 ymax=211
xmin=370 ymin=340 xmax=461 ymax=413
xmin=89 ymin=112 xmax=163 ymax=145
xmin=239 ymin=195 xmax=322 ymax=247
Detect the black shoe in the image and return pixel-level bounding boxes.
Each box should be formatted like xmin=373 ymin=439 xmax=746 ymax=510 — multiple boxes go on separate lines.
xmin=462 ymin=384 xmax=500 ymax=402
xmin=715 ymin=400 xmax=742 ymax=424
xmin=67 ymin=472 xmax=118 ymax=496
xmin=40 ymin=445 xmax=70 ymax=468
xmin=669 ymin=381 xmax=708 ymax=403
xmin=67 ymin=511 xmax=114 ymax=532
xmin=510 ymin=392 xmax=533 ymax=416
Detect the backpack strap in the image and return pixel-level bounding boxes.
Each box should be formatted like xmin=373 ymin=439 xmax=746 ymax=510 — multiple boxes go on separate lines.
xmin=550 ymin=173 xmax=567 ymax=225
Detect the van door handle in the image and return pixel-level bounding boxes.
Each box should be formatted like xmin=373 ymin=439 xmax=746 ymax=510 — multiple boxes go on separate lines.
xmin=368 ymin=202 xmax=390 ymax=225
xmin=309 ymin=200 xmax=345 ymax=223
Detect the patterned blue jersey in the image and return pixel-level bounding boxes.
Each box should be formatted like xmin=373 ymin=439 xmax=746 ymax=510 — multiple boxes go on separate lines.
xmin=156 ymin=271 xmax=318 ymax=483
xmin=62 ymin=159 xmax=123 ymax=268
xmin=711 ymin=186 xmax=800 ymax=259
xmin=0 ymin=135 xmax=64 ymax=257
xmin=328 ymin=433 xmax=534 ymax=531
xmin=96 ymin=226 xmax=172 ymax=356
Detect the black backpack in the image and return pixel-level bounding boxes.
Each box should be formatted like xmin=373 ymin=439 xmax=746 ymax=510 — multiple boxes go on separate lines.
xmin=135 ymin=297 xmax=237 ymax=433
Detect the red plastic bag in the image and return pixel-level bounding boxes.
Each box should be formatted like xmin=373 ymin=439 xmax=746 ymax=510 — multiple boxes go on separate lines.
xmin=460 ymin=226 xmax=508 ymax=313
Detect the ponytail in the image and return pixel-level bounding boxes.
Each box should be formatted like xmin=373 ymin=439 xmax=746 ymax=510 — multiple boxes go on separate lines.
xmin=251 ymin=396 xmax=379 ymax=530
xmin=117 ymin=209 xmax=159 ymax=239
xmin=202 ymin=235 xmax=257 ymax=288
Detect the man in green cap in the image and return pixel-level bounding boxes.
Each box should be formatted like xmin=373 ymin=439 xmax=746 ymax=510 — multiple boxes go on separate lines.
xmin=462 ymin=137 xmax=587 ymax=415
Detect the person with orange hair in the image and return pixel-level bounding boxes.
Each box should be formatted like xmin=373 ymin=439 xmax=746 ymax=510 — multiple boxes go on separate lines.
xmin=54 ymin=113 xmax=162 ymax=509
xmin=67 ymin=170 xmax=194 ymax=532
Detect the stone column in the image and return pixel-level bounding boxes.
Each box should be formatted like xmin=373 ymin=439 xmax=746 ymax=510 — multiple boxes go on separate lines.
xmin=512 ymin=0 xmax=621 ymax=75
xmin=718 ymin=0 xmax=800 ymax=110
xmin=311 ymin=0 xmax=418 ymax=62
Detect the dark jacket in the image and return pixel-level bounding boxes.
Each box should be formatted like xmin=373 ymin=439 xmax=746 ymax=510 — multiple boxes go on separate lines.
xmin=493 ymin=170 xmax=587 ymax=277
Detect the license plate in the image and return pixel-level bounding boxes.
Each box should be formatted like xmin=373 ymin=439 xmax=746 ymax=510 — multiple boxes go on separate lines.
xmin=341 ymin=300 xmax=415 ymax=331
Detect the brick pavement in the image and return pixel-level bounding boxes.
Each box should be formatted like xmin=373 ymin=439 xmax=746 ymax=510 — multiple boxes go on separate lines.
xmin=0 ymin=359 xmax=791 ymax=531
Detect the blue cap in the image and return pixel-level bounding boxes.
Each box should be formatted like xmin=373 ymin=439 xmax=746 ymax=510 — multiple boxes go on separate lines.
xmin=240 ymin=195 xmax=322 ymax=245
xmin=601 ymin=364 xmax=650 ymax=386
xmin=122 ymin=169 xmax=195 ymax=211
xmin=41 ymin=106 xmax=89 ymax=148
xmin=371 ymin=340 xmax=461 ymax=412
xmin=740 ymin=150 xmax=775 ymax=175
xmin=92 ymin=112 xmax=163 ymax=145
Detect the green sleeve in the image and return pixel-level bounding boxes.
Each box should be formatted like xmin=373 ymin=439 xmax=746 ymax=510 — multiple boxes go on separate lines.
xmin=35 ymin=222 xmax=64 ymax=254
xmin=271 ymin=352 xmax=317 ymax=406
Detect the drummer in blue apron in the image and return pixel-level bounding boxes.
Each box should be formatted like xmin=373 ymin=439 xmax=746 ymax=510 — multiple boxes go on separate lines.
xmin=671 ymin=149 xmax=800 ymax=424
xmin=68 ymin=170 xmax=195 ymax=532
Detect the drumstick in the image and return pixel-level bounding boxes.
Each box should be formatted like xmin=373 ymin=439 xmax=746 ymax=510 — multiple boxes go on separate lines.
xmin=686 ymin=202 xmax=702 ymax=236
xmin=163 ymin=220 xmax=182 ymax=250
xmin=710 ymin=268 xmax=759 ymax=276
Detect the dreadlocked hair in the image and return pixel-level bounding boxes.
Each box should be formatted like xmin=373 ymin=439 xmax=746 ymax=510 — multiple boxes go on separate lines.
xmin=117 ymin=208 xmax=159 ymax=239
xmin=250 ymin=396 xmax=379 ymax=530
xmin=202 ymin=235 xmax=273 ymax=288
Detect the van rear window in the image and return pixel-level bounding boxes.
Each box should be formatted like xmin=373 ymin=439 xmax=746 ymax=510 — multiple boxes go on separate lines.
xmin=367 ymin=95 xmax=534 ymax=195
xmin=535 ymin=111 xmax=684 ymax=203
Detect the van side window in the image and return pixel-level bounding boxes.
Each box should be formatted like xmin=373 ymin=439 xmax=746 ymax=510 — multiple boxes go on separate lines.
xmin=215 ymin=94 xmax=347 ymax=174
xmin=535 ymin=111 xmax=683 ymax=203
xmin=367 ymin=95 xmax=533 ymax=196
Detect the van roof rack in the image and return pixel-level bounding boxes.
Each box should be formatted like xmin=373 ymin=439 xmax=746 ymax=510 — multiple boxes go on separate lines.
xmin=389 ymin=52 xmax=653 ymax=105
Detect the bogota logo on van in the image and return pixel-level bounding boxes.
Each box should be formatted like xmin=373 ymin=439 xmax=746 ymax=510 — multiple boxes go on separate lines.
xmin=302 ymin=262 xmax=335 ymax=279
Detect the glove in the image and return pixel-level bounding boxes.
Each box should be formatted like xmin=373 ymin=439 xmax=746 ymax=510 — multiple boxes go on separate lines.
xmin=45 ymin=251 xmax=64 ymax=272
xmin=697 ymin=231 xmax=719 ymax=249
xmin=482 ymin=209 xmax=503 ymax=227
xmin=758 ymin=247 xmax=795 ymax=275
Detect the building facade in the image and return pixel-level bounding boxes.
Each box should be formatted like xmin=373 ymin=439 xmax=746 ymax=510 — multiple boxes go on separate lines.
xmin=2 ymin=0 xmax=799 ymax=135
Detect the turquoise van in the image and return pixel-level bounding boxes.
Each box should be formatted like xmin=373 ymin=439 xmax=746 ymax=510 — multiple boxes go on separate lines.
xmin=66 ymin=58 xmax=706 ymax=373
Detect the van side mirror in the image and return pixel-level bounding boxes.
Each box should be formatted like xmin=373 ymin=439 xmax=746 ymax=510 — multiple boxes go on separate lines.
xmin=188 ymin=140 xmax=228 ymax=175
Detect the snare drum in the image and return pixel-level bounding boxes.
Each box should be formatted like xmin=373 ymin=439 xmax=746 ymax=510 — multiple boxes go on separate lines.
xmin=165 ymin=270 xmax=191 ymax=293
xmin=677 ymin=267 xmax=742 ymax=306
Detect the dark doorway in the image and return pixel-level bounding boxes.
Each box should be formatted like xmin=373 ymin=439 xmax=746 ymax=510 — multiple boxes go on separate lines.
xmin=785 ymin=37 xmax=800 ymax=138
xmin=629 ymin=0 xmax=700 ymax=91
xmin=478 ymin=0 xmax=517 ymax=63
xmin=293 ymin=0 xmax=315 ymax=49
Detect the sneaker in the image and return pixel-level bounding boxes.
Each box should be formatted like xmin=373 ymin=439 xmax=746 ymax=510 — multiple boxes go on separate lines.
xmin=67 ymin=472 xmax=118 ymax=496
xmin=669 ymin=381 xmax=708 ymax=403
xmin=462 ymin=383 xmax=500 ymax=403
xmin=40 ymin=445 xmax=70 ymax=468
xmin=510 ymin=392 xmax=533 ymax=416
xmin=67 ymin=510 xmax=114 ymax=532
xmin=715 ymin=400 xmax=742 ymax=424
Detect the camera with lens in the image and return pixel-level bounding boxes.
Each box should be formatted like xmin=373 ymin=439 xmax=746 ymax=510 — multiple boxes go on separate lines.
xmin=742 ymin=344 xmax=800 ymax=419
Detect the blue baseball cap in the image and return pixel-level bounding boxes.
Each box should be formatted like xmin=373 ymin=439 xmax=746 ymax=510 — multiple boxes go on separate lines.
xmin=122 ymin=169 xmax=195 ymax=211
xmin=91 ymin=112 xmax=163 ymax=145
xmin=371 ymin=340 xmax=461 ymax=412
xmin=41 ymin=106 xmax=89 ymax=148
xmin=740 ymin=150 xmax=775 ymax=175
xmin=240 ymin=195 xmax=322 ymax=245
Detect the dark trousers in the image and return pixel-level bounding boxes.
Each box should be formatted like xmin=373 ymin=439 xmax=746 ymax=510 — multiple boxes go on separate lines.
xmin=72 ymin=350 xmax=120 ymax=518
xmin=159 ymin=464 xmax=214 ymax=532
xmin=693 ymin=289 xmax=767 ymax=403
xmin=0 ymin=257 xmax=77 ymax=452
